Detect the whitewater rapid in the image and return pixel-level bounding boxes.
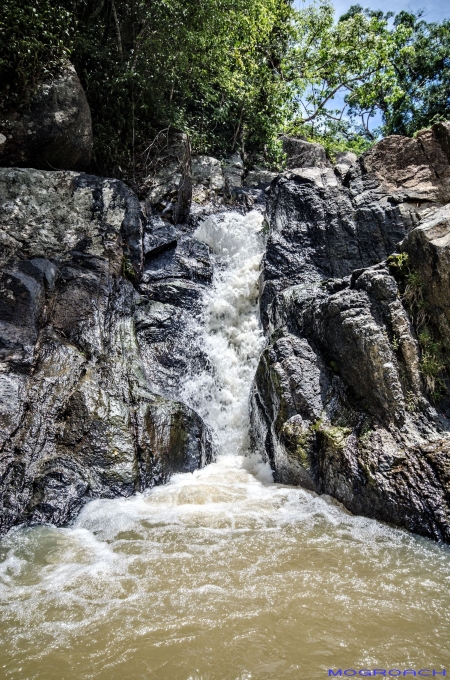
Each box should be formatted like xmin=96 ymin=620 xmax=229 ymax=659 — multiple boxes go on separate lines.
xmin=180 ymin=209 xmax=267 ymax=458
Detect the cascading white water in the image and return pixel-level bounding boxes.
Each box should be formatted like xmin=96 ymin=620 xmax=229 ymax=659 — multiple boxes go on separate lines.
xmin=180 ymin=209 xmax=267 ymax=458
xmin=1 ymin=210 xmax=450 ymax=680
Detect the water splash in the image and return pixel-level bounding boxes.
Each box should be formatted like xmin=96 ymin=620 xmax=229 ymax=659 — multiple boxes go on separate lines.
xmin=181 ymin=210 xmax=266 ymax=457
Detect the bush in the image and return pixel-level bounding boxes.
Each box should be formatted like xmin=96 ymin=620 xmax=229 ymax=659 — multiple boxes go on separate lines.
xmin=0 ymin=0 xmax=73 ymax=111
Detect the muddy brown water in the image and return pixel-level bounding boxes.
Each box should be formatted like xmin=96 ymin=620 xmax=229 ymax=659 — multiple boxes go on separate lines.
xmin=1 ymin=455 xmax=450 ymax=679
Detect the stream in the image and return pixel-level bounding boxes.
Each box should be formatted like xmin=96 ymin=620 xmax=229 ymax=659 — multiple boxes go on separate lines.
xmin=1 ymin=210 xmax=450 ymax=679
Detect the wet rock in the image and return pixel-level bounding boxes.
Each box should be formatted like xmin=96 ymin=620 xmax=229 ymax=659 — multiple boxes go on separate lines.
xmin=0 ymin=63 xmax=93 ymax=171
xmin=142 ymin=234 xmax=212 ymax=286
xmin=260 ymin=166 xmax=399 ymax=329
xmin=433 ymin=121 xmax=450 ymax=159
xmin=143 ymin=216 xmax=178 ymax=256
xmin=252 ymin=122 xmax=450 ymax=542
xmin=0 ymin=168 xmax=212 ymax=535
xmin=281 ymin=136 xmax=329 ymax=169
xmin=136 ymin=212 xmax=212 ymax=397
xmin=244 ymin=166 xmax=278 ymax=188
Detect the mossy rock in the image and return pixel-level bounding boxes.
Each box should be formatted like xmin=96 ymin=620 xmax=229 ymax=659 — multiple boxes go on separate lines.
xmin=316 ymin=423 xmax=351 ymax=452
xmin=280 ymin=418 xmax=314 ymax=470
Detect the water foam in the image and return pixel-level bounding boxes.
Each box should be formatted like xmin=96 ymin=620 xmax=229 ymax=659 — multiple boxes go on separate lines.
xmin=181 ymin=210 xmax=266 ymax=457
xmin=1 ymin=456 xmax=450 ymax=680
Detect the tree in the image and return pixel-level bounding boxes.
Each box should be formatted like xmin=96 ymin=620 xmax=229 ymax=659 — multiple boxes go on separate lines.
xmin=380 ymin=11 xmax=450 ymax=136
xmin=60 ymin=0 xmax=295 ymax=175
xmin=0 ymin=0 xmax=73 ymax=111
xmin=284 ymin=2 xmax=450 ymax=151
xmin=284 ymin=2 xmax=412 ymax=140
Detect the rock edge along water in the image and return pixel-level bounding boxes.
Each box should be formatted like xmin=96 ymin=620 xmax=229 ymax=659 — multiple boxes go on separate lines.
xmin=0 ymin=168 xmax=212 ymax=535
xmin=251 ymin=122 xmax=450 ymax=542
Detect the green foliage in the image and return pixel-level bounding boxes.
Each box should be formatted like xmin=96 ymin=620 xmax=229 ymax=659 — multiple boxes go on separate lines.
xmin=285 ymin=120 xmax=373 ymax=160
xmin=388 ymin=252 xmax=449 ymax=401
xmin=2 ymin=0 xmax=449 ymax=176
xmin=283 ymin=3 xmax=450 ymax=148
xmin=418 ymin=331 xmax=447 ymax=397
xmin=387 ymin=252 xmax=410 ymax=274
xmin=60 ymin=0 xmax=295 ymax=176
xmin=0 ymin=0 xmax=73 ymax=110
xmin=283 ymin=2 xmax=412 ymax=142
xmin=381 ymin=12 xmax=450 ymax=136
xmin=329 ymin=360 xmax=339 ymax=373
xmin=121 ymin=255 xmax=136 ymax=282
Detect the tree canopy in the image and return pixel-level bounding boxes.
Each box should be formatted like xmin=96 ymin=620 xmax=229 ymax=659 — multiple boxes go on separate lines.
xmin=0 ymin=0 xmax=449 ymax=176
xmin=60 ymin=0 xmax=295 ymax=175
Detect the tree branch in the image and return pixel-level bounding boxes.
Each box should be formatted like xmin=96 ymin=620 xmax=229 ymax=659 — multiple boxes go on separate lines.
xmin=110 ymin=0 xmax=123 ymax=60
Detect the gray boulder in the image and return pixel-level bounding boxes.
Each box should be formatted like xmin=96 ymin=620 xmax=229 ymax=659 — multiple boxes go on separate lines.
xmin=334 ymin=151 xmax=357 ymax=180
xmin=281 ymin=136 xmax=329 ymax=169
xmin=244 ymin=166 xmax=278 ymax=188
xmin=191 ymin=155 xmax=225 ymax=192
xmin=223 ymin=153 xmax=245 ymax=191
xmin=0 ymin=63 xmax=93 ymax=171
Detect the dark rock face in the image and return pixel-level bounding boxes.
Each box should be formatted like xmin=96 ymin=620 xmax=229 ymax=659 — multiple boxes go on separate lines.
xmin=136 ymin=213 xmax=212 ymax=397
xmin=252 ymin=122 xmax=450 ymax=542
xmin=0 ymin=168 xmax=211 ymax=535
xmin=281 ymin=136 xmax=329 ymax=169
xmin=0 ymin=64 xmax=93 ymax=171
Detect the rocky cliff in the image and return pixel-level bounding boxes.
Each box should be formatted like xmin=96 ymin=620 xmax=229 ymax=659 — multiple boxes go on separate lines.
xmin=0 ymin=168 xmax=212 ymax=535
xmin=251 ymin=122 xmax=450 ymax=542
xmin=2 ymin=88 xmax=450 ymax=545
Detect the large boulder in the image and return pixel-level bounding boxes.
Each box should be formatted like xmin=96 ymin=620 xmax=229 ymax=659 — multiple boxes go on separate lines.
xmin=281 ymin=135 xmax=329 ymax=169
xmin=191 ymin=155 xmax=225 ymax=192
xmin=252 ymin=122 xmax=450 ymax=542
xmin=222 ymin=153 xmax=245 ymax=191
xmin=0 ymin=63 xmax=93 ymax=171
xmin=359 ymin=126 xmax=450 ymax=204
xmin=0 ymin=168 xmax=212 ymax=535
xmin=244 ymin=166 xmax=278 ymax=188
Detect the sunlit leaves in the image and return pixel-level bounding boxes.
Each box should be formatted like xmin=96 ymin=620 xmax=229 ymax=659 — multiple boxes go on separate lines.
xmin=285 ymin=1 xmax=412 ymax=136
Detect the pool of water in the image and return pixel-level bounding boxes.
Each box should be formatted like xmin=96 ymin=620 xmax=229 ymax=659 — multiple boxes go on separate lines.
xmin=1 ymin=454 xmax=449 ymax=679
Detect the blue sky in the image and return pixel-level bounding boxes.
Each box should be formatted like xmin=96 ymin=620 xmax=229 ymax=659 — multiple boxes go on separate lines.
xmin=297 ymin=0 xmax=449 ymax=22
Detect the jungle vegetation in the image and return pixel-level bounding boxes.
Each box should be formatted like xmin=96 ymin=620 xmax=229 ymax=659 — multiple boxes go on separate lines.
xmin=1 ymin=0 xmax=449 ymax=177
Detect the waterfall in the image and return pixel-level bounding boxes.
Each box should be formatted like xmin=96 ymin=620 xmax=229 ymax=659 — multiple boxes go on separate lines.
xmin=180 ymin=209 xmax=267 ymax=458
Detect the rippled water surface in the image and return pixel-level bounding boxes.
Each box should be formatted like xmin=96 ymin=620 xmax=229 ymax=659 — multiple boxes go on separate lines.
xmin=1 ymin=456 xmax=450 ymax=679
xmin=1 ymin=210 xmax=450 ymax=679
